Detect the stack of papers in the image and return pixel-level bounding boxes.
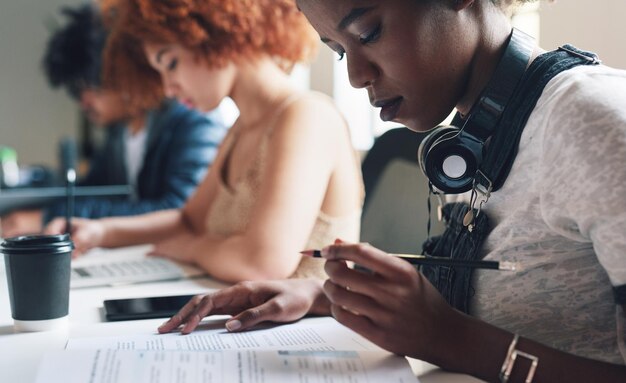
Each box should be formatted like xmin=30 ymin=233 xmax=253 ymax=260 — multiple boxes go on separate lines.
xmin=36 ymin=317 xmax=419 ymax=382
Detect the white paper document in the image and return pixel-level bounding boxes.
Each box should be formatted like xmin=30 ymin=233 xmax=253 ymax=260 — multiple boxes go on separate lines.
xmin=46 ymin=318 xmax=419 ymax=382
xmin=67 ymin=317 xmax=379 ymax=352
xmin=35 ymin=349 xmax=419 ymax=383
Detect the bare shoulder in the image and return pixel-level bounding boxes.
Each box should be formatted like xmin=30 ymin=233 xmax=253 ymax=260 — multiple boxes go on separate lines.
xmin=270 ymin=91 xmax=348 ymax=143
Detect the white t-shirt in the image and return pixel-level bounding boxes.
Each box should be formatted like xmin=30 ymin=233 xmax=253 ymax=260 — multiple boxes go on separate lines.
xmin=124 ymin=127 xmax=148 ymax=199
xmin=468 ymin=64 xmax=626 ymax=364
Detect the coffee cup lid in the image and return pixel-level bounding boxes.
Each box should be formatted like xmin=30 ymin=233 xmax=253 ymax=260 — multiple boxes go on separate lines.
xmin=0 ymin=234 xmax=74 ymax=255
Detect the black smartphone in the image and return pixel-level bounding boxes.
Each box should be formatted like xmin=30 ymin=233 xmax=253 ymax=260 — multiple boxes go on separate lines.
xmin=103 ymin=294 xmax=196 ymax=321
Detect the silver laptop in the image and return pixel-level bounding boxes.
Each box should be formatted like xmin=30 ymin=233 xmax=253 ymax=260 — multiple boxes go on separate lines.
xmin=70 ymin=245 xmax=205 ymax=288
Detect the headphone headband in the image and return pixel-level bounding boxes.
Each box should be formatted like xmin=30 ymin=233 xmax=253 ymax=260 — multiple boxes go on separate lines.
xmin=462 ymin=29 xmax=535 ymax=140
xmin=418 ymin=28 xmax=535 ymax=194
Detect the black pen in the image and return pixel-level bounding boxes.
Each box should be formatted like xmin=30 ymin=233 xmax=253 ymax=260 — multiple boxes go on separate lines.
xmin=301 ymin=249 xmax=517 ymax=271
xmin=66 ymin=168 xmax=76 ymax=234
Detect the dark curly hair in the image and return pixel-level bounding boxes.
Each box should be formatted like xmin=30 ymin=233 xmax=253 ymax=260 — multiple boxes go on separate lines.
xmin=100 ymin=0 xmax=318 ymax=113
xmin=42 ymin=4 xmax=108 ymax=99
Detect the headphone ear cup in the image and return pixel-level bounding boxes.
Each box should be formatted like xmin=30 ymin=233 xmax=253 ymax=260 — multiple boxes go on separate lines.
xmin=418 ymin=126 xmax=460 ymax=178
xmin=420 ymin=126 xmax=483 ymax=193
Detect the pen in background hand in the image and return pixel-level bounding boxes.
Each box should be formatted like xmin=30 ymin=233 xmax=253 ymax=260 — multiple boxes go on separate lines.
xmin=66 ymin=168 xmax=76 ymax=234
xmin=60 ymin=137 xmax=77 ymax=235
xmin=300 ymin=249 xmax=517 ymax=271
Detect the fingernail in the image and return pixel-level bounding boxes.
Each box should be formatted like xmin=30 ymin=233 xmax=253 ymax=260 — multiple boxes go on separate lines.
xmin=158 ymin=321 xmax=168 ymax=329
xmin=226 ymin=319 xmax=241 ymax=331
xmin=321 ymin=246 xmax=330 ymax=257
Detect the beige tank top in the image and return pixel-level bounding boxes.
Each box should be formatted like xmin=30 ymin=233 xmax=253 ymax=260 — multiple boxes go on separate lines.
xmin=205 ymin=92 xmax=363 ymax=279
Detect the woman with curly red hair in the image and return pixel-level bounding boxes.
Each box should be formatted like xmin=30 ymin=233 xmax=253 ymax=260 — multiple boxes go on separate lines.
xmin=46 ymin=0 xmax=363 ymax=283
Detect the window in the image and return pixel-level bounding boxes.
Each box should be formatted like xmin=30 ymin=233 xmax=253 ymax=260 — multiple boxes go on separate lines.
xmin=333 ymin=58 xmax=403 ymax=150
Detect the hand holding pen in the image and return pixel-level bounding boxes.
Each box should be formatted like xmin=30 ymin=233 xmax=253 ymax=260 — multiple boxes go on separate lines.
xmin=317 ymin=240 xmax=471 ymax=361
xmin=302 ymin=249 xmax=516 ymax=271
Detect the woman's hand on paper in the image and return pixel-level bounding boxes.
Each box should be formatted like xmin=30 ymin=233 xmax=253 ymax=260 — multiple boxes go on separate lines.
xmin=321 ymin=242 xmax=463 ymax=361
xmin=44 ymin=217 xmax=105 ymax=257
xmin=158 ymin=279 xmax=330 ymax=335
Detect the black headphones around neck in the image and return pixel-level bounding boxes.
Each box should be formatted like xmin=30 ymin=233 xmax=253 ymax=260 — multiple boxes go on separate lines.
xmin=418 ymin=28 xmax=534 ymax=194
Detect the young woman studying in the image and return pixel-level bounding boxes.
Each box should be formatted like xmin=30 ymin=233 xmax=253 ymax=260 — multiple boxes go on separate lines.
xmin=159 ymin=1 xmax=626 ymax=381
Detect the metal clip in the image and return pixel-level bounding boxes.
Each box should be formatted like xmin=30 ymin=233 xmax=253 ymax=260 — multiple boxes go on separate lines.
xmin=558 ymin=45 xmax=601 ymax=65
xmin=473 ymin=169 xmax=493 ymax=200
xmin=464 ymin=170 xmax=493 ymax=232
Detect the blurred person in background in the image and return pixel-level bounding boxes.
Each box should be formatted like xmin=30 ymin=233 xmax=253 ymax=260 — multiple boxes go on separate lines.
xmin=46 ymin=0 xmax=364 ymax=283
xmin=1 ymin=3 xmax=228 ymax=238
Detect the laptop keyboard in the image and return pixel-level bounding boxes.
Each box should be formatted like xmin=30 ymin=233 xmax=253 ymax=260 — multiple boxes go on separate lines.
xmin=70 ymin=258 xmax=187 ymax=287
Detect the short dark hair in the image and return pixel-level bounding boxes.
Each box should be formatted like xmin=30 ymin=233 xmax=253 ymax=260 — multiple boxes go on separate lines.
xmin=42 ymin=4 xmax=107 ymax=99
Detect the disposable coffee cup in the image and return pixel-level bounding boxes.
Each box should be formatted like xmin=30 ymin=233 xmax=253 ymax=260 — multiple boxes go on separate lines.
xmin=1 ymin=234 xmax=73 ymax=332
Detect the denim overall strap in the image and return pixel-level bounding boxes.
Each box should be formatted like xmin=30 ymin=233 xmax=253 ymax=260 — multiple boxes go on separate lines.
xmin=422 ymin=45 xmax=601 ymax=314
xmin=421 ymin=202 xmax=490 ymax=314
xmin=480 ymin=45 xmax=600 ymax=192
